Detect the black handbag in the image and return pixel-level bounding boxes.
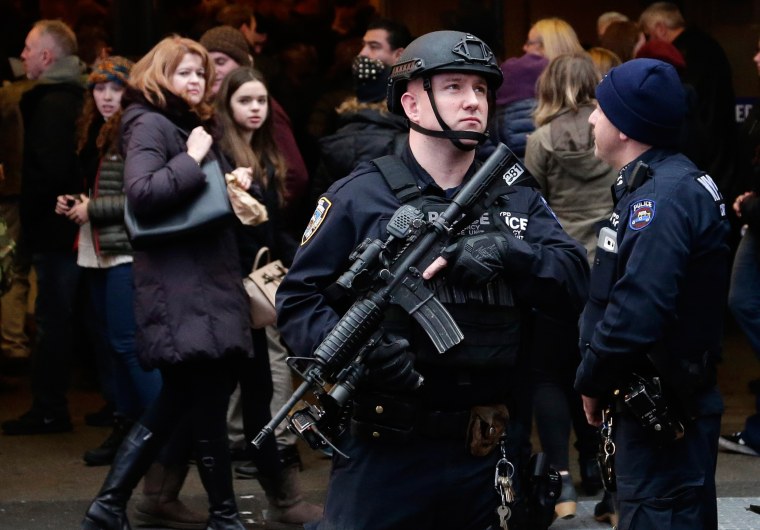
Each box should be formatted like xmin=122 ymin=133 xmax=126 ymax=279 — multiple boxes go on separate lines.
xmin=124 ymin=159 xmax=233 ymax=249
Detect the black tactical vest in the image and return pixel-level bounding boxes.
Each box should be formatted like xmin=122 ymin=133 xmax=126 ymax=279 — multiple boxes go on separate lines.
xmin=374 ymin=155 xmax=523 ymax=368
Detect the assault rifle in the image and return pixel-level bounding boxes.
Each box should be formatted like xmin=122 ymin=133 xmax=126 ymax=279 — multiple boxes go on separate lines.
xmin=252 ymin=143 xmax=537 ymax=456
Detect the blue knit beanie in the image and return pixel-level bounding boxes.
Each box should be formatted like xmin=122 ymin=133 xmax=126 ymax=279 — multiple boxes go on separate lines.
xmin=595 ymin=58 xmax=686 ymax=147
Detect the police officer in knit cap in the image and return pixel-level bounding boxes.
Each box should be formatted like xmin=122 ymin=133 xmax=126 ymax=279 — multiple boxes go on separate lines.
xmin=575 ymin=58 xmax=731 ymax=530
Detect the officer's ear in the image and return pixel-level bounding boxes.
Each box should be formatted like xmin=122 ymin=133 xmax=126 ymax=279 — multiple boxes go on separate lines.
xmin=400 ymin=91 xmax=418 ymax=122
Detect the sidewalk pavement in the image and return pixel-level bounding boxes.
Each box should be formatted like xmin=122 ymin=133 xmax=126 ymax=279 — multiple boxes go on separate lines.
xmin=1 ymin=326 xmax=759 ymax=529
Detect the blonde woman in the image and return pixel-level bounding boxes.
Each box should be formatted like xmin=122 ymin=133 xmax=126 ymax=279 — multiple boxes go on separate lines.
xmin=588 ymin=47 xmax=622 ymax=77
xmin=486 ymin=17 xmax=583 ymax=160
xmin=524 ymin=17 xmax=584 ymax=60
xmin=524 ymin=52 xmax=618 ymax=521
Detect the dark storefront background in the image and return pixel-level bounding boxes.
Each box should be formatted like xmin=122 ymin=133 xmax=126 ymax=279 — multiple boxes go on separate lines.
xmin=2 ymin=1 xmax=760 ymax=101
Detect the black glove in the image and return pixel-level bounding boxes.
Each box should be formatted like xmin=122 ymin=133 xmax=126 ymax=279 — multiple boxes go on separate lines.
xmin=363 ymin=334 xmax=423 ymax=391
xmin=443 ymin=232 xmax=535 ymax=286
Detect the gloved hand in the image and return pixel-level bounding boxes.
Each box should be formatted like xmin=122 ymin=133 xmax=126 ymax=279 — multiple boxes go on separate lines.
xmin=363 ymin=334 xmax=423 ymax=391
xmin=442 ymin=232 xmax=535 ymax=286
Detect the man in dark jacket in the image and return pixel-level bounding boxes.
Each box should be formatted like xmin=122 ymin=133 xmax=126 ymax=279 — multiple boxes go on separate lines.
xmin=2 ymin=20 xmax=85 ymax=435
xmin=310 ymin=18 xmax=411 ymax=204
xmin=639 ymin=2 xmax=739 ymax=205
xmin=576 ymin=59 xmax=730 ymax=530
xmin=718 ymin=45 xmax=760 ymax=458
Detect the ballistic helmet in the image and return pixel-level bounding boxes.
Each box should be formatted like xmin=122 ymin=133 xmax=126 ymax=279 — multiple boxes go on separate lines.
xmin=387 ymin=30 xmax=503 ymax=115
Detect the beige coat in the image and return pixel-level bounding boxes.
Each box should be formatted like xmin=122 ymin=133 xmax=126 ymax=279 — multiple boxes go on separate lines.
xmin=525 ymin=104 xmax=617 ymax=263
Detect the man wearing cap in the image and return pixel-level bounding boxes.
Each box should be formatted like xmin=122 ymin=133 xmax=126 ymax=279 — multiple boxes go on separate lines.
xmin=575 ymin=58 xmax=730 ymax=529
xmin=199 ymin=25 xmax=308 ymax=208
xmin=277 ymin=30 xmax=588 ymax=529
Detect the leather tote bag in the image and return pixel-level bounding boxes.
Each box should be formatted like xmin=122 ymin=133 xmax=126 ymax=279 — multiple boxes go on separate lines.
xmin=243 ymin=247 xmax=288 ymax=329
xmin=124 ymin=159 xmax=233 ymax=249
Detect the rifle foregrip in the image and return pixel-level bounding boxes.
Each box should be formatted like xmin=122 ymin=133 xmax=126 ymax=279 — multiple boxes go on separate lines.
xmin=313 ymin=297 xmax=385 ymax=375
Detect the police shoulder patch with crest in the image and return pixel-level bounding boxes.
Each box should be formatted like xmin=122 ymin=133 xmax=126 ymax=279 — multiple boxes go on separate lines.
xmin=629 ymin=199 xmax=655 ymax=231
xmin=301 ymin=197 xmax=332 ymax=245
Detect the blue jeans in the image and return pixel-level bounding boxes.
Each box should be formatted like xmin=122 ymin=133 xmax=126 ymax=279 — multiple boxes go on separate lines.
xmin=30 ymin=251 xmax=83 ymax=417
xmin=728 ymin=229 xmax=760 ymax=452
xmin=87 ymin=264 xmax=161 ymax=419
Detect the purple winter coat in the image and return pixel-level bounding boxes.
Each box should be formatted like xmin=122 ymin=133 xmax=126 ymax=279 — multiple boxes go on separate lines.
xmin=120 ymin=90 xmax=252 ymax=369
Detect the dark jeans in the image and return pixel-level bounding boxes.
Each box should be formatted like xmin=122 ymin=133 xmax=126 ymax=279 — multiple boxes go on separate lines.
xmin=237 ymin=328 xmax=281 ymax=478
xmin=531 ymin=312 xmax=598 ymax=471
xmin=728 ymin=228 xmax=760 ymax=355
xmin=87 ymin=264 xmax=161 ymax=419
xmin=30 ymin=251 xmax=82 ymax=417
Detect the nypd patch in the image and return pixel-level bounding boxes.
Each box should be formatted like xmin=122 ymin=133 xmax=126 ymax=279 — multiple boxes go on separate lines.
xmin=301 ymin=197 xmax=332 ymax=245
xmin=629 ymin=199 xmax=655 ymax=231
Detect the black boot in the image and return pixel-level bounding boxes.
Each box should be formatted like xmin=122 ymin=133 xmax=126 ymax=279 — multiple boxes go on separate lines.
xmin=81 ymin=424 xmax=158 ymax=530
xmin=195 ymin=438 xmax=246 ymax=530
xmin=84 ymin=416 xmax=134 ymax=467
xmin=578 ymin=454 xmax=603 ymax=495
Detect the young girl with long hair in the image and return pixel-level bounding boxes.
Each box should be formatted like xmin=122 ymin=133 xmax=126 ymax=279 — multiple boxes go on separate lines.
xmin=214 ymin=66 xmax=322 ymax=525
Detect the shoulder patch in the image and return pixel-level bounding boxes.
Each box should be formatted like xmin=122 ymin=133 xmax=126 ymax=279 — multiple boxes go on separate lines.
xmin=629 ymin=199 xmax=655 ymax=231
xmin=301 ymin=197 xmax=332 ymax=245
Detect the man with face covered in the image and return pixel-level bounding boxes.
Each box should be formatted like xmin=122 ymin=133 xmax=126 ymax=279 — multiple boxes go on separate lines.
xmin=310 ymin=18 xmax=412 ymax=203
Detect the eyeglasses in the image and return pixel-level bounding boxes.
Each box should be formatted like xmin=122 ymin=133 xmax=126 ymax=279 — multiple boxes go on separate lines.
xmin=524 ymin=39 xmax=543 ymax=48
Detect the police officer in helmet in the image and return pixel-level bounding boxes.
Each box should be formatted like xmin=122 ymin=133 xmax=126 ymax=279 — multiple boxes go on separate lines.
xmin=277 ymin=30 xmax=589 ymax=529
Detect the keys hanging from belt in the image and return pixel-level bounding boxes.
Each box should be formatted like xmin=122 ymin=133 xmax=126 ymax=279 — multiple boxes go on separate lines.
xmin=494 ymin=436 xmax=515 ymax=529
xmin=597 ymin=405 xmax=617 ymax=492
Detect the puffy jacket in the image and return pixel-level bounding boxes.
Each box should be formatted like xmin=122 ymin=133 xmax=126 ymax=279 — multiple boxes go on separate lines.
xmin=120 ymin=88 xmax=252 ymax=369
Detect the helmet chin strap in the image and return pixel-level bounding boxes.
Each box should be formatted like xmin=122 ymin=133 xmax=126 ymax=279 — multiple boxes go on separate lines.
xmin=409 ymin=76 xmax=489 ymax=151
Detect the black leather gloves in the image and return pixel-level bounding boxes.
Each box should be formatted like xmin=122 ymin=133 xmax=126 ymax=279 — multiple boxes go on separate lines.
xmin=363 ymin=334 xmax=423 ymax=391
xmin=443 ymin=232 xmax=535 ymax=286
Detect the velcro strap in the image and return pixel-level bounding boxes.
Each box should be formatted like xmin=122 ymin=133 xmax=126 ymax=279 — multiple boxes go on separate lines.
xmin=373 ymin=155 xmax=421 ymax=204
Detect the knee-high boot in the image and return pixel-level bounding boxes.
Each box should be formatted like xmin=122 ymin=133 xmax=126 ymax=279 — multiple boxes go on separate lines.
xmin=195 ymin=438 xmax=245 ymax=530
xmin=81 ymin=423 xmax=159 ymax=530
